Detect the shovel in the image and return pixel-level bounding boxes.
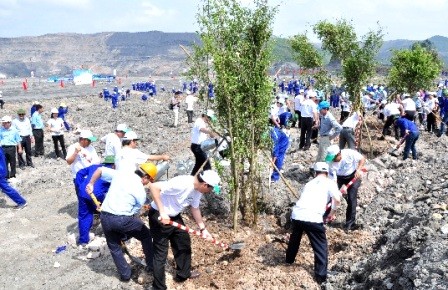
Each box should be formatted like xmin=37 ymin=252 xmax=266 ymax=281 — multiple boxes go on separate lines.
xmin=159 ymin=217 xmax=245 ymax=251
xmin=121 ymin=241 xmax=147 ymax=267
xmin=388 ymin=132 xmax=409 ymax=156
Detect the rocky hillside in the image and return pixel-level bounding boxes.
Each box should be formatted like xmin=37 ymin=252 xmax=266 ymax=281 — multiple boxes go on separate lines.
xmin=0 ymin=31 xmax=200 ymax=77
xmin=1 ymin=32 xmax=447 ymax=78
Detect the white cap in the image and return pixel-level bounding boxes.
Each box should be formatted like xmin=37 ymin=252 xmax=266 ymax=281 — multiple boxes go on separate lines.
xmin=307 ymin=91 xmax=317 ymax=98
xmin=50 ymin=108 xmax=58 ymax=114
xmin=313 ymin=162 xmax=329 ymax=173
xmin=123 ymin=131 xmax=140 ymax=140
xmin=199 ymin=170 xmax=221 ymax=187
xmin=1 ymin=115 xmax=12 ymax=123
xmin=79 ymin=129 xmax=97 ymax=141
xmin=185 ymin=89 xmax=192 ymax=95
xmin=325 ymin=144 xmax=340 ymax=162
xmin=115 ymin=123 xmax=129 ymax=132
xmin=381 ymin=100 xmax=387 ymax=104
xmin=299 ymin=89 xmax=304 ymax=93
xmin=206 ymin=109 xmax=215 ymax=119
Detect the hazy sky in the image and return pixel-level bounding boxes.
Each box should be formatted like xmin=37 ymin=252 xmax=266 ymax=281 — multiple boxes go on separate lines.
xmin=0 ymin=0 xmax=446 ymax=41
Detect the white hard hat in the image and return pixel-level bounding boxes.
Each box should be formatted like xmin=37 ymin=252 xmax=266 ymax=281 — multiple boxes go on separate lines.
xmin=123 ymin=131 xmax=140 ymax=140
xmin=1 ymin=115 xmax=12 ymax=123
xmin=313 ymin=162 xmax=329 ymax=173
xmin=50 ymin=108 xmax=58 ymax=114
xmin=199 ymin=170 xmax=221 ymax=187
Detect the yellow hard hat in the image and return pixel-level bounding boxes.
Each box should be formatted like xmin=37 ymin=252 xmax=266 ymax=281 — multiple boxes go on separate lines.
xmin=139 ymin=162 xmax=157 ymax=179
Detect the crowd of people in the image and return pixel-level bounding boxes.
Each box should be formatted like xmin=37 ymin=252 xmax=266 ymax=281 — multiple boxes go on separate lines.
xmin=1 ymin=77 xmax=448 ymax=289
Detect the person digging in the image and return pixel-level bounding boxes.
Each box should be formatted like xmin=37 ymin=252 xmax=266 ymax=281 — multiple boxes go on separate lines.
xmin=285 ymin=162 xmax=341 ymax=285
xmin=325 ymin=144 xmax=366 ymax=232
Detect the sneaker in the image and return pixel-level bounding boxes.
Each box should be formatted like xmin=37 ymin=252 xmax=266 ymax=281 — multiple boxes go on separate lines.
xmin=14 ymin=203 xmax=28 ymax=210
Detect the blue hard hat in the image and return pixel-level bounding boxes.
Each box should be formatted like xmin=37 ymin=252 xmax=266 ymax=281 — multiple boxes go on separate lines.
xmin=317 ymin=101 xmax=330 ymax=110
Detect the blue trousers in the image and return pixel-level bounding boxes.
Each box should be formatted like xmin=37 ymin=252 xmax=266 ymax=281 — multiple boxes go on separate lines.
xmin=0 ymin=176 xmax=26 ymax=206
xmin=285 ymin=220 xmax=328 ymax=280
xmin=100 ymin=212 xmax=154 ymax=280
xmin=403 ymin=131 xmax=419 ymax=160
xmin=271 ymin=144 xmax=288 ymax=181
xmin=77 ymin=194 xmax=105 ymax=244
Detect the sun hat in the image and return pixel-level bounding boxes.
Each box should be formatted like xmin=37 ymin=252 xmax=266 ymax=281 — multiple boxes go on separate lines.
xmin=17 ymin=109 xmax=26 ymax=115
xmin=325 ymin=145 xmax=340 ymax=162
xmin=103 ymin=156 xmax=115 ymax=164
xmin=115 ymin=123 xmax=129 ymax=133
xmin=317 ymin=101 xmax=330 ymax=110
xmin=79 ymin=129 xmax=97 ymax=142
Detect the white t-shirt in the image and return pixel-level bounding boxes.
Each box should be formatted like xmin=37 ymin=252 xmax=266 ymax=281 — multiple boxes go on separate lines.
xmin=101 ymin=168 xmax=146 ymax=216
xmin=191 ymin=117 xmax=208 ymax=144
xmin=402 ymin=98 xmax=416 ymax=111
xmin=115 ymin=146 xmax=148 ymax=172
xmin=328 ymin=149 xmax=363 ymax=179
xmin=300 ymin=99 xmax=317 ymax=118
xmin=291 ymin=175 xmax=341 ymax=223
xmin=294 ymin=94 xmax=304 ymax=111
xmin=185 ymin=95 xmax=197 ymax=111
xmin=383 ymin=103 xmax=400 ymax=117
xmin=101 ymin=132 xmax=122 ymax=157
xmin=341 ymin=112 xmax=360 ymax=129
xmin=47 ymin=118 xmax=65 ymax=136
xmin=66 ymin=143 xmax=100 ymax=177
xmin=150 ymin=175 xmax=202 ymax=216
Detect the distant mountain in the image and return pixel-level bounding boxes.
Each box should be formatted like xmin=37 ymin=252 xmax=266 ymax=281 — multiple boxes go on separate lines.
xmin=0 ymin=31 xmax=446 ymax=78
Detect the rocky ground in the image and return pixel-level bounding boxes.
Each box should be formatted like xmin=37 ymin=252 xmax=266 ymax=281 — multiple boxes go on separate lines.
xmin=0 ymin=78 xmax=447 ymax=290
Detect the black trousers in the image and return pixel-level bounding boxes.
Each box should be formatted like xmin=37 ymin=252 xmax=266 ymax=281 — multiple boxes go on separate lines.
xmin=32 ymin=129 xmax=44 ymax=156
xmin=285 ymin=219 xmax=328 ymax=280
xmin=149 ymin=209 xmax=192 ymax=290
xmin=292 ymin=110 xmax=301 ymax=128
xmin=51 ymin=135 xmax=67 ymax=158
xmin=382 ymin=115 xmax=399 ymax=139
xmin=340 ymin=111 xmax=350 ymax=123
xmin=2 ymin=146 xmax=17 ymax=178
xmin=299 ymin=117 xmax=313 ymax=149
xmin=427 ymin=112 xmax=436 ymax=132
xmin=18 ymin=135 xmax=33 ymax=166
xmin=337 ymin=172 xmax=361 ymax=229
xmin=100 ymin=211 xmax=153 ymax=280
xmin=190 ymin=143 xmax=210 ymax=175
xmin=186 ymin=110 xmax=194 ymax=123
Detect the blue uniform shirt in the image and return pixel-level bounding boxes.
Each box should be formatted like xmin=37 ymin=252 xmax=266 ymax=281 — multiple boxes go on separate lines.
xmin=31 ymin=111 xmax=44 ymax=129
xmin=396 ymin=117 xmax=419 ymax=136
xmin=270 ymin=127 xmax=289 ymax=158
xmin=0 ymin=127 xmax=21 ymax=146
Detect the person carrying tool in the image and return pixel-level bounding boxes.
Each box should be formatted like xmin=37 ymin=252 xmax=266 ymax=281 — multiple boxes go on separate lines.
xmin=270 ymin=126 xmax=289 ymax=183
xmin=86 ymin=162 xmax=157 ymax=281
xmin=285 ymin=162 xmax=341 ymax=285
xmin=394 ymin=115 xmax=419 ymax=160
xmin=114 ymin=130 xmax=169 ymax=173
xmin=75 ymin=156 xmax=115 ymax=245
xmin=325 ymin=144 xmax=366 ymax=232
xmin=190 ymin=110 xmax=218 ymax=175
xmin=147 ymin=170 xmax=221 ymax=290
xmin=100 ymin=123 xmax=129 ymax=158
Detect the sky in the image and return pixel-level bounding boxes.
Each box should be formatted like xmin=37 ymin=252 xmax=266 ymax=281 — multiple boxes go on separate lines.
xmin=0 ymin=0 xmax=446 ymax=41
